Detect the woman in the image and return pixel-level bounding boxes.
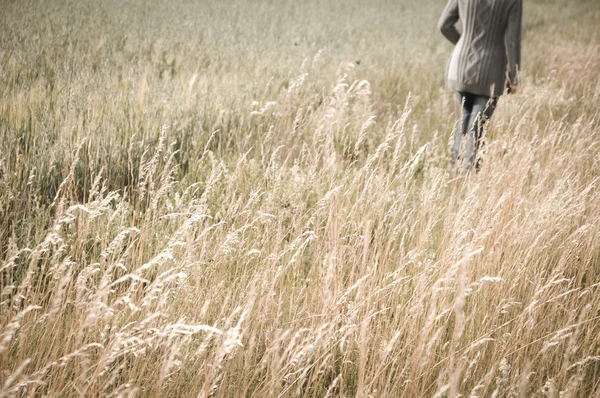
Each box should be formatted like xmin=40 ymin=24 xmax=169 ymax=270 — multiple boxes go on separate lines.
xmin=438 ymin=0 xmax=522 ymax=172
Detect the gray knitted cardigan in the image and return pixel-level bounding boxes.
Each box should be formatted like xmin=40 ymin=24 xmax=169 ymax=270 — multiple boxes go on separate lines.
xmin=438 ymin=0 xmax=522 ymax=97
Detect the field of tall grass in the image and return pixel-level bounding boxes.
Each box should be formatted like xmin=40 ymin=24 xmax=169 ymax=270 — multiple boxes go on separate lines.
xmin=1 ymin=0 xmax=599 ymax=396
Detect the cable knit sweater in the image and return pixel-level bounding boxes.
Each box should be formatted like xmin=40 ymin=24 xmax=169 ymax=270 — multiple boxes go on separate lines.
xmin=438 ymin=0 xmax=522 ymax=97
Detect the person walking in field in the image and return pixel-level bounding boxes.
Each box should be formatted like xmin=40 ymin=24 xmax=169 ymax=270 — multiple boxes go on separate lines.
xmin=439 ymin=0 xmax=522 ymax=172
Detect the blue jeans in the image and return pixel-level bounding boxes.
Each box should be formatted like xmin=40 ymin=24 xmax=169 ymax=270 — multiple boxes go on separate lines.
xmin=452 ymin=92 xmax=498 ymax=172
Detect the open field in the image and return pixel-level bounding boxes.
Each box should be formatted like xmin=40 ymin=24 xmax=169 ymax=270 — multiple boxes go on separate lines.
xmin=1 ymin=0 xmax=600 ymax=396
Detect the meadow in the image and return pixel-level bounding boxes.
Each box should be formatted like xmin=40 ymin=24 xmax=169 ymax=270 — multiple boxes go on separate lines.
xmin=1 ymin=0 xmax=600 ymax=396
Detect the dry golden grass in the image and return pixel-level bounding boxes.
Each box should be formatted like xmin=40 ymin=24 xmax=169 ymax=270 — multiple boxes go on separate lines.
xmin=1 ymin=0 xmax=600 ymax=396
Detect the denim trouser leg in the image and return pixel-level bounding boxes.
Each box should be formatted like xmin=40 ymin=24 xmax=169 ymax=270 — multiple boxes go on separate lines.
xmin=452 ymin=94 xmax=473 ymax=165
xmin=452 ymin=92 xmax=497 ymax=172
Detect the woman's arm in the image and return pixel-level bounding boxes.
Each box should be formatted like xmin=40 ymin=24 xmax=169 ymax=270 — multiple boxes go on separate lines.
xmin=438 ymin=0 xmax=460 ymax=45
xmin=506 ymin=0 xmax=522 ymax=87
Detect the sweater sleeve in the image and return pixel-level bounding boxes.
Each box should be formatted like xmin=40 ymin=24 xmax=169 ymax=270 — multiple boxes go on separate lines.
xmin=506 ymin=0 xmax=522 ymax=85
xmin=438 ymin=0 xmax=461 ymax=45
